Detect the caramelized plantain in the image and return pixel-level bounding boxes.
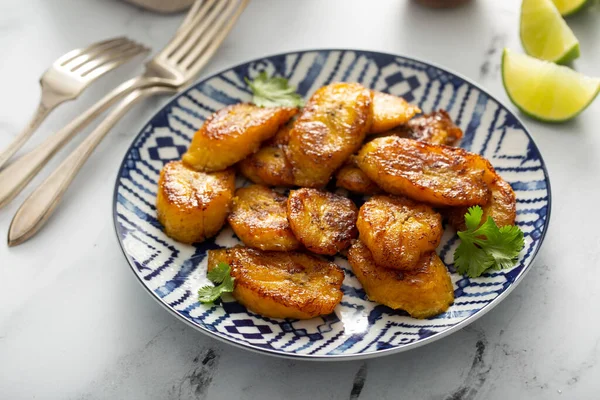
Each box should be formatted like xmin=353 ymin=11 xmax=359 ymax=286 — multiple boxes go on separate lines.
xmin=238 ymin=124 xmax=295 ymax=187
xmin=183 ymin=103 xmax=297 ymax=172
xmin=357 ymin=136 xmax=490 ymax=207
xmin=238 ymin=146 xmax=295 ymax=187
xmin=369 ymin=91 xmax=421 ymax=134
xmin=445 ymin=171 xmax=516 ymax=231
xmin=228 ymin=185 xmax=300 ymax=251
xmin=208 ymin=247 xmax=344 ymax=319
xmin=287 ymin=188 xmax=358 ymax=255
xmin=356 ymin=196 xmax=443 ymax=270
xmin=338 ymin=111 xmax=463 ymax=194
xmin=269 ymin=121 xmax=293 ymax=146
xmin=387 ymin=110 xmax=463 ymax=146
xmin=156 ymin=161 xmax=235 ymax=244
xmin=335 ymin=155 xmax=382 ymax=194
xmin=285 ymin=82 xmax=373 ymax=187
xmin=348 ymin=241 xmax=454 ymax=319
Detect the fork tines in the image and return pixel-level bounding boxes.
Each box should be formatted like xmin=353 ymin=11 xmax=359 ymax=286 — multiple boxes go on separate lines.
xmin=56 ymin=37 xmax=150 ymax=80
xmin=162 ymin=0 xmax=248 ymax=72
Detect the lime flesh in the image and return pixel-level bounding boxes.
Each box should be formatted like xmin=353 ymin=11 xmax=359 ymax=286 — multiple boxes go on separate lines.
xmin=502 ymin=49 xmax=600 ymax=122
xmin=521 ymin=0 xmax=580 ymax=64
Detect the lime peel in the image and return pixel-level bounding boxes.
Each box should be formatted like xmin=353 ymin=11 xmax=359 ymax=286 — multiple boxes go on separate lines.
xmin=520 ymin=0 xmax=580 ymax=64
xmin=552 ymin=0 xmax=590 ymax=16
xmin=502 ymin=49 xmax=600 ymax=123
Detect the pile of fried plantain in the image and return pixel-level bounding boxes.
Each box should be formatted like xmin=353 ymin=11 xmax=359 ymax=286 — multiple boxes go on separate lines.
xmin=154 ymin=80 xmax=517 ymax=321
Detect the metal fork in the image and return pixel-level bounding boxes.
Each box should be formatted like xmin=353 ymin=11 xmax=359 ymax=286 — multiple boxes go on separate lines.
xmin=0 ymin=0 xmax=244 ymax=210
xmin=7 ymin=0 xmax=249 ymax=246
xmin=0 ymin=37 xmax=149 ymax=170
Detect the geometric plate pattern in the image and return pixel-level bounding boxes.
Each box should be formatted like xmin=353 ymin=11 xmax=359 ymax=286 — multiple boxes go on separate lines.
xmin=113 ymin=50 xmax=551 ymax=360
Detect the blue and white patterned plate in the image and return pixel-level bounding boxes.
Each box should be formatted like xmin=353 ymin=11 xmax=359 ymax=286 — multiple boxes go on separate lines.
xmin=113 ymin=50 xmax=551 ymax=360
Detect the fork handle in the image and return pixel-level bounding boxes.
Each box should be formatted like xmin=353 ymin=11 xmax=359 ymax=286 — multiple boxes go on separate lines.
xmin=0 ymin=102 xmax=53 ymax=170
xmin=0 ymin=76 xmax=168 ymax=209
xmin=7 ymin=86 xmax=176 ymax=246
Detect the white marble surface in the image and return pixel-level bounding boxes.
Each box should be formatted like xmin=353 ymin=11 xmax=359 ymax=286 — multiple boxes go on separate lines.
xmin=0 ymin=0 xmax=599 ymax=398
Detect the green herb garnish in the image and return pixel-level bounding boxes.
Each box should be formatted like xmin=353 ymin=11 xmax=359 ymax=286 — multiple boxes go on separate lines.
xmin=453 ymin=206 xmax=525 ymax=278
xmin=245 ymin=72 xmax=304 ymax=108
xmin=198 ymin=262 xmax=235 ymax=303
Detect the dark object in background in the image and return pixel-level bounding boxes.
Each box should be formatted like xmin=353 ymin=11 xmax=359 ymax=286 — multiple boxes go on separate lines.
xmin=124 ymin=0 xmax=193 ymax=13
xmin=415 ymin=0 xmax=472 ymax=7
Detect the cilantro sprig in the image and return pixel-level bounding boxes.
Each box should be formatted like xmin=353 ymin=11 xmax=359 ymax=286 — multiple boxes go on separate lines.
xmin=245 ymin=72 xmax=304 ymax=108
xmin=453 ymin=206 xmax=524 ymax=278
xmin=198 ymin=262 xmax=235 ymax=303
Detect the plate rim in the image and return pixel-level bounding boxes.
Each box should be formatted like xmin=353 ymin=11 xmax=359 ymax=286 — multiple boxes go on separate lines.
xmin=112 ymin=48 xmax=553 ymax=361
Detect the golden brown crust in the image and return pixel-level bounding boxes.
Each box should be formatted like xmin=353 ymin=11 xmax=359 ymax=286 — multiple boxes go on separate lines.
xmin=285 ymin=83 xmax=373 ymax=187
xmin=356 ymin=196 xmax=443 ymax=270
xmin=208 ymin=247 xmax=344 ymax=319
xmin=156 ymin=161 xmax=235 ymax=244
xmin=183 ymin=103 xmax=297 ymax=172
xmin=347 ymin=241 xmax=454 ymax=319
xmin=335 ymin=155 xmax=382 ymax=194
xmin=227 ymin=185 xmax=300 ymax=251
xmin=238 ymin=124 xmax=295 ymax=187
xmin=287 ymin=188 xmax=358 ymax=255
xmin=356 ymin=136 xmax=490 ymax=207
xmin=445 ymin=171 xmax=517 ymax=231
xmin=336 ymin=108 xmax=463 ymax=193
xmin=270 ymin=122 xmax=293 ymax=146
xmin=387 ymin=110 xmax=463 ymax=146
xmin=369 ymin=91 xmax=421 ymax=134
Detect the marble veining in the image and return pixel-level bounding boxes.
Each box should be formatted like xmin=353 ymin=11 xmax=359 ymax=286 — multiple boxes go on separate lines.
xmin=350 ymin=363 xmax=368 ymax=399
xmin=445 ymin=329 xmax=491 ymax=400
xmin=479 ymin=34 xmax=506 ymax=81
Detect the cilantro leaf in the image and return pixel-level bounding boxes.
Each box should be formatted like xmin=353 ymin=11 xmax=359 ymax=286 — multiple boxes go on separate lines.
xmin=206 ymin=262 xmax=230 ymax=283
xmin=454 ymin=233 xmax=495 ymax=278
xmin=464 ymin=206 xmax=484 ymax=232
xmin=197 ymin=284 xmax=225 ymax=303
xmin=198 ymin=263 xmax=235 ymax=304
xmin=483 ymin=223 xmax=525 ymax=270
xmin=453 ymin=206 xmax=524 ymax=278
xmin=245 ymin=72 xmax=304 ymax=108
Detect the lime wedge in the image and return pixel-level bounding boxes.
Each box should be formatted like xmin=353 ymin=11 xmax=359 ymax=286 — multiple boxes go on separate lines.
xmin=552 ymin=0 xmax=590 ymax=16
xmin=502 ymin=49 xmax=600 ymax=122
xmin=520 ymin=0 xmax=580 ymax=64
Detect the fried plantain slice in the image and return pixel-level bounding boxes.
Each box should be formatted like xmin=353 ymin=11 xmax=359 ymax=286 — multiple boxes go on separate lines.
xmin=335 ymin=155 xmax=382 ymax=195
xmin=356 ymin=136 xmax=490 ymax=207
xmin=228 ymin=185 xmax=300 ymax=251
xmin=269 ymin=121 xmax=293 ymax=146
xmin=208 ymin=247 xmax=344 ymax=319
xmin=287 ymin=188 xmax=358 ymax=255
xmin=348 ymin=241 xmax=454 ymax=319
xmin=445 ymin=170 xmax=516 ymax=231
xmin=156 ymin=161 xmax=235 ymax=244
xmin=339 ymin=111 xmax=463 ymax=194
xmin=386 ymin=110 xmax=463 ymax=146
xmin=238 ymin=123 xmax=295 ymax=186
xmin=369 ymin=91 xmax=421 ymax=134
xmin=285 ymin=82 xmax=373 ymax=187
xmin=183 ymin=103 xmax=297 ymax=172
xmin=356 ymin=196 xmax=443 ymax=270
